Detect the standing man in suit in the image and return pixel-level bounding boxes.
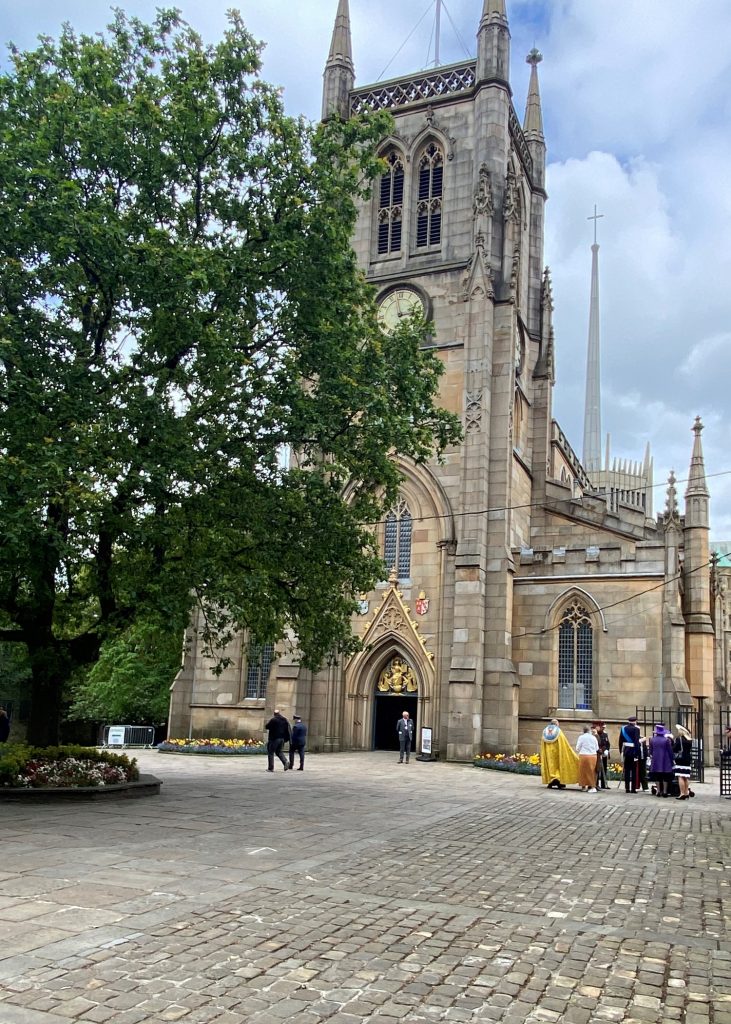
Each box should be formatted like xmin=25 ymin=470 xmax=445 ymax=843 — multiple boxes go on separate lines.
xmin=265 ymin=709 xmax=291 ymax=772
xmin=397 ymin=710 xmax=414 ymax=764
xmin=619 ymin=715 xmax=641 ymax=793
xmin=289 ymin=715 xmax=307 ymax=771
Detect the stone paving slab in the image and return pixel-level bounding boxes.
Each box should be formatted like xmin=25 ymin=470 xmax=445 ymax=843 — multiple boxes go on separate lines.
xmin=0 ymin=752 xmax=730 ymax=1023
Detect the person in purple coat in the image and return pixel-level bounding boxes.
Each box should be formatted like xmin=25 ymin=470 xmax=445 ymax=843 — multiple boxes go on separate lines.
xmin=648 ymin=724 xmax=674 ymax=797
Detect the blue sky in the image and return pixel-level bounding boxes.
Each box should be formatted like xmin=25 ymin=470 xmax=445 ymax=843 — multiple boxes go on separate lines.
xmin=2 ymin=0 xmax=730 ymax=535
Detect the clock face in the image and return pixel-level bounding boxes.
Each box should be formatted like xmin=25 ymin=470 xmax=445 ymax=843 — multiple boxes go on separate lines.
xmin=377 ymin=288 xmax=426 ymax=333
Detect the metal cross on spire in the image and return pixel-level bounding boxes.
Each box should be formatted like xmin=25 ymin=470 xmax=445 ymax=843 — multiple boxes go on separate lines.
xmin=588 ymin=204 xmax=604 ymax=245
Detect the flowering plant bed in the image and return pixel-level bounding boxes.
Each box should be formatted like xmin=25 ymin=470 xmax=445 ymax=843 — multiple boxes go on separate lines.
xmin=0 ymin=744 xmax=139 ymax=789
xmin=474 ymin=751 xmax=623 ymax=779
xmin=474 ymin=752 xmax=541 ymax=775
xmin=158 ymin=738 xmax=266 ymax=755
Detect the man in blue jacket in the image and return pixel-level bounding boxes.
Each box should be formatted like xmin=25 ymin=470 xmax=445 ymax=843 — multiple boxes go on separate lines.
xmin=289 ymin=715 xmax=307 ymax=771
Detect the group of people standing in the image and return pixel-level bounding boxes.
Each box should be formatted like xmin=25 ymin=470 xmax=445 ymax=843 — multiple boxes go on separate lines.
xmin=617 ymin=716 xmax=694 ymax=799
xmin=542 ymin=716 xmax=696 ymax=800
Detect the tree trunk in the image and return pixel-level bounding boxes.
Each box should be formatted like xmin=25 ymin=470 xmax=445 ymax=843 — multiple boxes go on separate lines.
xmin=26 ymin=642 xmax=69 ymax=747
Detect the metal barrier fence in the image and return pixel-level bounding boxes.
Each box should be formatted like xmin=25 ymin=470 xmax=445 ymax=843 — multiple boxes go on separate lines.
xmin=635 ymin=701 xmax=705 ymax=783
xmin=101 ymin=725 xmax=156 ymax=749
xmin=719 ymin=706 xmax=731 ymax=798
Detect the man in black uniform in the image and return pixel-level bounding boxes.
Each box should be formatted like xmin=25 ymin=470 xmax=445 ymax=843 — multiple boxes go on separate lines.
xmin=265 ymin=709 xmax=291 ymax=772
xmin=289 ymin=715 xmax=307 ymax=771
xmin=618 ymin=715 xmax=641 ymax=793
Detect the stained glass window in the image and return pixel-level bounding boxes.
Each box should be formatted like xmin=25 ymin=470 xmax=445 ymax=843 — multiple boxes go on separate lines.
xmin=557 ymin=600 xmax=593 ymax=709
xmin=384 ymin=499 xmax=412 ymax=580
xmin=245 ymin=640 xmax=274 ymax=699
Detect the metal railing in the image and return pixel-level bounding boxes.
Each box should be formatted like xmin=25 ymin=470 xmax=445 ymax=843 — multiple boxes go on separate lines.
xmin=719 ymin=706 xmax=731 ymax=798
xmin=101 ymin=725 xmax=156 ymax=749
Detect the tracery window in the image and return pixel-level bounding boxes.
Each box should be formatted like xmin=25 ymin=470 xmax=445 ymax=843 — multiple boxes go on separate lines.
xmin=384 ymin=499 xmax=412 ymax=579
xmin=557 ymin=600 xmax=593 ymax=709
xmin=245 ymin=640 xmax=274 ymax=699
xmin=416 ymin=142 xmax=443 ymax=247
xmin=378 ymin=150 xmax=404 ymax=254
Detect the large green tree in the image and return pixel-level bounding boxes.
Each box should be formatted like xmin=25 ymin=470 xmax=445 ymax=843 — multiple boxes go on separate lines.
xmin=0 ymin=11 xmax=461 ymax=746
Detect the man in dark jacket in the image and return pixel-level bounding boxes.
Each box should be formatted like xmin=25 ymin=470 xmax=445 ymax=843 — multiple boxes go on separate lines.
xmin=396 ymin=710 xmax=414 ymax=764
xmin=265 ymin=709 xmax=291 ymax=772
xmin=619 ymin=715 xmax=641 ymax=793
xmin=289 ymin=715 xmax=307 ymax=771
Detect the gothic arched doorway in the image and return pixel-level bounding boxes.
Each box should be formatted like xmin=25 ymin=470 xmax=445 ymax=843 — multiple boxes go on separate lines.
xmin=372 ymin=656 xmax=418 ymax=751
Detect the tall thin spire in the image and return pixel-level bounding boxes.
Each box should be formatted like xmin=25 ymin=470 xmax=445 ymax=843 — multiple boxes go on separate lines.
xmin=582 ymin=207 xmax=604 ymax=477
xmin=322 ymin=0 xmax=355 ymax=121
xmin=523 ymin=48 xmax=544 ymax=137
xmin=685 ymin=416 xmax=710 ymax=500
xmin=523 ymin=47 xmax=545 ymax=187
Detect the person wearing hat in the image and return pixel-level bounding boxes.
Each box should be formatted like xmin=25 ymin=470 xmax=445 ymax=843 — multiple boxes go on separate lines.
xmin=540 ymin=719 xmax=579 ymax=790
xmin=592 ymin=721 xmax=611 ymax=790
xmin=648 ymin=724 xmax=674 ymax=797
xmin=618 ymin=715 xmax=641 ymax=793
xmin=673 ymin=724 xmax=694 ymax=800
xmin=289 ymin=715 xmax=308 ymax=771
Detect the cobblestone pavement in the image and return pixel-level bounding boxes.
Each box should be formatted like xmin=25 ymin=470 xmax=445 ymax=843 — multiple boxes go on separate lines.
xmin=1 ymin=752 xmax=731 ymax=1023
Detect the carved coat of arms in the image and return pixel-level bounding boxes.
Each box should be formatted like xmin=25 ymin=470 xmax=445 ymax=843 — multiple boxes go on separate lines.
xmin=415 ymin=591 xmax=430 ymax=615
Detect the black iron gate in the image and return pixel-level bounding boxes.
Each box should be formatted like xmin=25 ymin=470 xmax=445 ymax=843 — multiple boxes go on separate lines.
xmin=719 ymin=705 xmax=731 ymax=798
xmin=635 ymin=700 xmax=705 ymax=783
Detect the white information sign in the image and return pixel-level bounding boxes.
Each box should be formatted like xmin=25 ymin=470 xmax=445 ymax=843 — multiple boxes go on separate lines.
xmin=107 ymin=726 xmax=126 ymax=746
xmin=420 ymin=726 xmax=432 ymax=755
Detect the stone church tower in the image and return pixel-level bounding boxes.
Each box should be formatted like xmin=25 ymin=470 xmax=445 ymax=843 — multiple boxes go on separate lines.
xmin=168 ymin=0 xmax=720 ymax=760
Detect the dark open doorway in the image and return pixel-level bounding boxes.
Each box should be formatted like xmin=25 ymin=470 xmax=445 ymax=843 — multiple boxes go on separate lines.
xmin=373 ymin=694 xmax=418 ymax=750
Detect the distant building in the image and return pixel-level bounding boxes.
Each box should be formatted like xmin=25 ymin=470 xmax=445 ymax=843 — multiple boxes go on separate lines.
xmin=169 ymin=0 xmax=723 ymax=757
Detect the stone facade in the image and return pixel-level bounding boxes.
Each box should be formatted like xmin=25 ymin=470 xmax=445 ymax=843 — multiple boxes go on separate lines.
xmin=169 ymin=0 xmax=726 ymax=759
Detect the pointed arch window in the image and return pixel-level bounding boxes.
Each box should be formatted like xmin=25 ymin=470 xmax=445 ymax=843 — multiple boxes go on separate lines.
xmin=245 ymin=639 xmax=274 ymax=699
xmin=416 ymin=142 xmax=443 ymax=248
xmin=558 ymin=600 xmax=593 ymax=709
xmin=384 ymin=499 xmax=412 ymax=579
xmin=378 ymin=150 xmax=404 ymax=255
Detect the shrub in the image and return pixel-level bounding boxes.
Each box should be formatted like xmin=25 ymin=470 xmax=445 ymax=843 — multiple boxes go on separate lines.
xmin=0 ymin=744 xmax=139 ymax=788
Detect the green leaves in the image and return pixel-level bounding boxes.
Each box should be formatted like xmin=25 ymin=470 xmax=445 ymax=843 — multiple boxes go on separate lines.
xmin=0 ymin=10 xmax=461 ymax=743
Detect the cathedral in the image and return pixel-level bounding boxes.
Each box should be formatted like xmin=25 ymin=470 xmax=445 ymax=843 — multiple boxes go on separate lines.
xmin=169 ymin=0 xmax=728 ymax=760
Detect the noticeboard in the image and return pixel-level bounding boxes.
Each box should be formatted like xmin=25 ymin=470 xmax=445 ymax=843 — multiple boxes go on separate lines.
xmin=420 ymin=727 xmax=432 ymax=755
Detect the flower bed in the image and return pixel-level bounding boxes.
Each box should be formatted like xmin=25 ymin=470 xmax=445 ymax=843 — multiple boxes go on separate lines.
xmin=474 ymin=752 xmax=541 ymax=775
xmin=0 ymin=745 xmax=139 ymax=789
xmin=474 ymin=751 xmax=624 ymax=779
xmin=158 ymin=737 xmax=266 ymax=755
